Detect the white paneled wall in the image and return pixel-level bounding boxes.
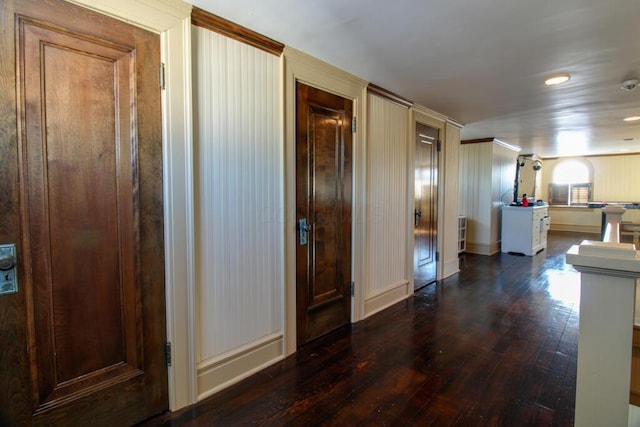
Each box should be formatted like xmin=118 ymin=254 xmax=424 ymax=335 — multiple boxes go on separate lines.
xmin=540 ymin=154 xmax=640 ymax=203
xmin=192 ymin=27 xmax=283 ymax=364
xmin=459 ymin=143 xmax=492 ymax=246
xmin=441 ymin=122 xmax=461 ymax=278
xmin=459 ymin=140 xmax=518 ymax=255
xmin=540 ymin=154 xmax=640 ymax=233
xmin=365 ymin=94 xmax=410 ymax=313
xmin=491 ymin=144 xmax=518 ymax=245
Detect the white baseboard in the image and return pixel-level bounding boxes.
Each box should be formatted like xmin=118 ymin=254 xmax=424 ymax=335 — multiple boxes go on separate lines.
xmin=197 ymin=333 xmax=284 ymax=401
xmin=441 ymin=259 xmax=460 ymax=279
xmin=629 ymin=404 xmax=640 ymax=426
xmin=550 ymin=224 xmax=600 ymax=234
xmin=364 ymin=280 xmax=410 ymax=318
xmin=466 ymin=241 xmax=500 ymax=256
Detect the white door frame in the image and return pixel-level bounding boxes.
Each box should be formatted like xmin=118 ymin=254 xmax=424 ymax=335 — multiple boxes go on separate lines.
xmin=282 ymin=47 xmax=368 ymax=355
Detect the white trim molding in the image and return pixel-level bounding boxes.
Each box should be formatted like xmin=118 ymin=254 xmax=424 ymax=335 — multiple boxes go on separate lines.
xmin=441 ymin=122 xmax=462 ymax=278
xmin=411 ymin=109 xmax=447 ymax=281
xmin=446 ymin=117 xmax=465 ymax=129
xmin=466 ymin=242 xmax=501 ymax=256
xmin=283 ymin=47 xmax=368 ymax=356
xmin=160 ymin=17 xmax=197 ymax=410
xmin=197 ymin=333 xmax=285 ymax=401
xmin=364 ymin=280 xmax=411 ymax=318
xmin=412 ymin=103 xmax=449 ymax=124
xmin=64 ymin=0 xmax=192 ymax=34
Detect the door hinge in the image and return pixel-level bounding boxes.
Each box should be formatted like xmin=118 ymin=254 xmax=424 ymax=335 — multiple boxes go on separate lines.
xmin=437 ymin=140 xmax=442 ymax=152
xmin=351 ymin=117 xmax=356 ymax=133
xmin=160 ymin=62 xmax=166 ymax=90
xmin=165 ymin=341 xmax=172 ymax=366
xmin=350 ymin=281 xmax=355 ymax=297
xmin=435 ymin=251 xmax=440 ymax=262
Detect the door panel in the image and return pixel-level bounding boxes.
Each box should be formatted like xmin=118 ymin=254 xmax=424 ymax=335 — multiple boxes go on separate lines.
xmin=296 ymin=83 xmax=352 ymax=346
xmin=24 ymin=21 xmax=141 ymax=404
xmin=414 ymin=123 xmax=438 ymax=289
xmin=0 ymin=0 xmax=166 ymax=425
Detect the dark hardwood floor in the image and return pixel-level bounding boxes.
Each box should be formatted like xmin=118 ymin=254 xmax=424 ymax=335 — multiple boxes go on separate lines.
xmin=143 ymin=231 xmax=598 ymax=426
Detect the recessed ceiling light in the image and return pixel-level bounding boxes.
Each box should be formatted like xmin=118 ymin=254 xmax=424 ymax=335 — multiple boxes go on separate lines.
xmin=624 ymin=116 xmax=640 ymax=122
xmin=544 ymin=73 xmax=571 ymax=86
xmin=620 ymin=79 xmax=639 ymax=91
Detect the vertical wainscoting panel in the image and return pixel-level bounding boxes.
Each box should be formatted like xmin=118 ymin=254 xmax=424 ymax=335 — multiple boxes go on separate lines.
xmin=492 ymin=144 xmax=518 ymax=246
xmin=192 ymin=27 xmax=283 ymax=397
xmin=459 ymin=143 xmax=492 ymax=244
xmin=459 ymin=140 xmax=518 ymax=255
xmin=364 ymin=94 xmax=410 ymax=316
xmin=540 ymin=154 xmax=640 ymax=233
xmin=542 ymin=154 xmax=640 ymax=203
xmin=459 ymin=143 xmax=492 ymax=249
xmin=441 ymin=122 xmax=461 ymax=278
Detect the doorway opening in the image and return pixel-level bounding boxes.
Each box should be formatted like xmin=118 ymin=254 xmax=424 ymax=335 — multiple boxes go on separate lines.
xmin=413 ymin=122 xmax=439 ymax=290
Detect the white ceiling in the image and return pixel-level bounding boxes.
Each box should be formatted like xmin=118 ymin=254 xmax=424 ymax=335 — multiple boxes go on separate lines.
xmin=191 ymin=0 xmax=640 ymax=158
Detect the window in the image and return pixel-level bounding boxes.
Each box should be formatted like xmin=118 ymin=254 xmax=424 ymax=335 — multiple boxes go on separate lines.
xmin=548 ymin=159 xmax=592 ymax=206
xmin=548 ymin=182 xmax=591 ymax=205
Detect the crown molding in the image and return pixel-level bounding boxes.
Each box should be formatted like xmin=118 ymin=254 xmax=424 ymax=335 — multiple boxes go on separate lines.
xmin=191 ymin=7 xmax=284 ymax=56
xmin=65 ymin=0 xmax=192 ymax=33
xmin=367 ymin=83 xmax=413 ymax=108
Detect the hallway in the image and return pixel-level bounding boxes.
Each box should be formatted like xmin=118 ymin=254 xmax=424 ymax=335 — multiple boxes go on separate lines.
xmin=144 ymin=231 xmax=592 ymax=426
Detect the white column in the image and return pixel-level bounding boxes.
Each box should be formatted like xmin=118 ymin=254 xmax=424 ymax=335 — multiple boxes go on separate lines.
xmin=566 ymin=241 xmax=640 ymax=427
xmin=603 ymin=205 xmax=626 ymax=243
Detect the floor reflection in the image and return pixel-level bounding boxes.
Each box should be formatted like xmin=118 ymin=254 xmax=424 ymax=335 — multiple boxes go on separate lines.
xmin=545 ymin=270 xmax=581 ymax=307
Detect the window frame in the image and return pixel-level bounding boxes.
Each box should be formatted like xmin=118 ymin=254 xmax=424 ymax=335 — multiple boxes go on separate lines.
xmin=548 ymin=158 xmax=593 ymax=207
xmin=548 ymin=182 xmax=592 ymax=206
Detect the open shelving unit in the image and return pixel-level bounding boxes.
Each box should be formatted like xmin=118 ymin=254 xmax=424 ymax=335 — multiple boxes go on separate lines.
xmin=458 ymin=215 xmax=467 ymax=253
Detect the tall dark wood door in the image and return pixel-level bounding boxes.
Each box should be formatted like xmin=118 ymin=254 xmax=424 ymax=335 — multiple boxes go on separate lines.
xmin=296 ymin=82 xmax=352 ymax=346
xmin=413 ymin=123 xmax=439 ymax=289
xmin=0 ymin=0 xmax=167 ymax=425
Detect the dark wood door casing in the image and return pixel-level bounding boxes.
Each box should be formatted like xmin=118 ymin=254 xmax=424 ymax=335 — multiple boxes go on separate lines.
xmin=296 ymin=82 xmax=353 ymax=346
xmin=0 ymin=0 xmax=167 ymax=425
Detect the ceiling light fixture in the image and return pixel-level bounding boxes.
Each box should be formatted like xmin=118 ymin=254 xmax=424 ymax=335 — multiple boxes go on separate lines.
xmin=544 ymin=73 xmax=571 ymax=86
xmin=620 ymin=79 xmax=639 ymax=91
xmin=623 ymin=116 xmax=640 ymax=122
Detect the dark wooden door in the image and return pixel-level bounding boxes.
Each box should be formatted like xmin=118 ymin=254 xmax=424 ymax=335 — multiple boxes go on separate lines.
xmin=296 ymin=82 xmax=352 ymax=346
xmin=413 ymin=123 xmax=439 ymax=289
xmin=0 ymin=0 xmax=167 ymax=425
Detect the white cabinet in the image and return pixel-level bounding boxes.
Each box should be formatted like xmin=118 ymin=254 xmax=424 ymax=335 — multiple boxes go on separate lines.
xmin=501 ymin=205 xmax=550 ymax=256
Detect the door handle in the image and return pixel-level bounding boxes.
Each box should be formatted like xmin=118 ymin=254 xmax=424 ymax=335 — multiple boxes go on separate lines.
xmin=0 ymin=244 xmax=18 ymax=296
xmin=414 ymin=209 xmax=422 ymax=226
xmin=0 ymin=253 xmax=16 ymax=271
xmin=298 ymin=218 xmax=312 ymax=245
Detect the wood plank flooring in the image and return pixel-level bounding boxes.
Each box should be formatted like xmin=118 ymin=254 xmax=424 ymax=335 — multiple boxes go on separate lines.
xmin=142 ymin=231 xmax=596 ymax=426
